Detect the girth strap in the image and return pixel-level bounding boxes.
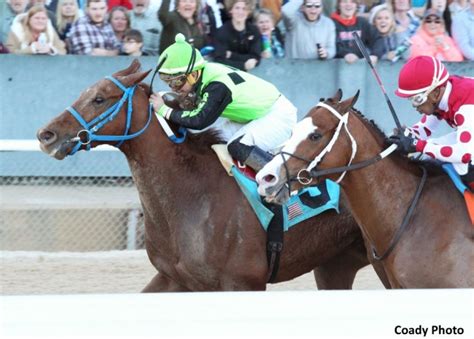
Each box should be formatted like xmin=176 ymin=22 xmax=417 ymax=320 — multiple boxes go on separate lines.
xmin=263 ymin=201 xmax=284 ymax=283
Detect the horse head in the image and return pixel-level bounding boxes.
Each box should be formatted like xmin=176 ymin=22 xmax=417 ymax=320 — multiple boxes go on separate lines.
xmin=256 ymin=89 xmax=361 ymax=204
xmin=37 ymin=59 xmax=151 ymax=160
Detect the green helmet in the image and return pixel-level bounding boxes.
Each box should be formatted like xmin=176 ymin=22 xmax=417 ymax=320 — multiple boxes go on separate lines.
xmin=158 ymin=34 xmax=206 ymax=75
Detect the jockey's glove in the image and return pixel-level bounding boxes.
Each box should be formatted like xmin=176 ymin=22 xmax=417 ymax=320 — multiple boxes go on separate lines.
xmin=156 ymin=105 xmax=173 ymax=119
xmin=389 ymin=134 xmax=421 ymax=154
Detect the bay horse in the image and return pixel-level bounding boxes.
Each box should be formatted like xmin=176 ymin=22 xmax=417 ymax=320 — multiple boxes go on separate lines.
xmin=37 ymin=60 xmax=388 ymax=291
xmin=256 ymin=89 xmax=473 ymax=288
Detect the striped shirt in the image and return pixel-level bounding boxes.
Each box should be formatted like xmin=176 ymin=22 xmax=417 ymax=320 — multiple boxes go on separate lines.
xmin=69 ymin=15 xmax=120 ymax=55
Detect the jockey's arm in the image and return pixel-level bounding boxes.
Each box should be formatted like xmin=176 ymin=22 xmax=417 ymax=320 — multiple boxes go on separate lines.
xmin=406 ymin=114 xmax=443 ymax=139
xmin=158 ymin=82 xmax=232 ymax=130
xmin=416 ymin=105 xmax=474 ymax=165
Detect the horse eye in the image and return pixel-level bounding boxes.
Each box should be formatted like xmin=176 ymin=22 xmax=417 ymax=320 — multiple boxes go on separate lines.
xmin=309 ymin=132 xmax=322 ymax=142
xmin=93 ymin=96 xmax=105 ymax=104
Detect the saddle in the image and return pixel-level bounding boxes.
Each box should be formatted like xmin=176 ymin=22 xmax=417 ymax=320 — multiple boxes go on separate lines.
xmin=212 ymin=144 xmax=341 ymax=282
xmin=442 ymin=164 xmax=474 ymax=225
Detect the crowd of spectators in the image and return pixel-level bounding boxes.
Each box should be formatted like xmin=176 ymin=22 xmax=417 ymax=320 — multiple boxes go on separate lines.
xmin=0 ymin=0 xmax=473 ymax=63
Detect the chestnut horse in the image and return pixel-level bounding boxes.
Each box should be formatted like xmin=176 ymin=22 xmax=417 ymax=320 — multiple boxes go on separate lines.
xmin=37 ymin=60 xmax=387 ymax=291
xmin=256 ymin=90 xmax=473 ymax=288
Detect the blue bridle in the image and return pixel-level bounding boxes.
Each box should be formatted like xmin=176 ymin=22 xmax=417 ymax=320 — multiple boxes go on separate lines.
xmin=66 ymin=76 xmax=152 ymax=155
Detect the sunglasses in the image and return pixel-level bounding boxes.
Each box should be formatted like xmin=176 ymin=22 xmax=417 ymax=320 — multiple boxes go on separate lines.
xmin=424 ymin=18 xmax=442 ymax=24
xmin=305 ymin=3 xmax=321 ymax=8
xmin=160 ymin=74 xmax=188 ymax=90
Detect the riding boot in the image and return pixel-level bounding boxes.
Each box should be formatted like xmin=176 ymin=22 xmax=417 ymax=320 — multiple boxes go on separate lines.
xmin=244 ymin=146 xmax=274 ymax=172
xmin=227 ymin=137 xmax=274 ymax=172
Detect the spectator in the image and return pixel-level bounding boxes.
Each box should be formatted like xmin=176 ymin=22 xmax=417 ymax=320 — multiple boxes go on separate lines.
xmin=369 ymin=4 xmax=402 ymax=61
xmin=158 ymin=0 xmax=206 ymax=53
xmin=29 ymin=0 xmax=58 ymax=30
xmin=282 ymin=0 xmax=335 ymax=59
xmin=1 ymin=0 xmax=29 ymax=44
xmin=450 ymin=0 xmax=474 ymax=60
xmin=55 ymin=0 xmax=80 ymax=41
xmin=426 ymin=0 xmax=451 ymax=35
xmin=68 ymin=0 xmax=120 ymax=55
xmin=390 ymin=0 xmax=420 ymax=43
xmin=214 ymin=0 xmax=261 ymax=71
xmin=331 ymin=0 xmax=384 ymax=64
xmin=409 ymin=9 xmax=463 ymax=61
xmin=107 ymin=0 xmax=133 ymax=11
xmin=130 ymin=0 xmax=162 ymax=56
xmin=47 ymin=0 xmax=84 ymax=13
xmin=6 ymin=5 xmax=66 ymax=54
xmin=449 ymin=0 xmax=469 ymax=17
xmin=254 ymin=8 xmax=284 ymax=58
xmin=109 ymin=6 xmax=130 ymax=42
xmin=120 ymin=28 xmax=149 ymax=55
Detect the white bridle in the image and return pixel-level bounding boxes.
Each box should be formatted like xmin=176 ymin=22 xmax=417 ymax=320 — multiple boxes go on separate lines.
xmin=297 ymin=102 xmax=358 ymax=184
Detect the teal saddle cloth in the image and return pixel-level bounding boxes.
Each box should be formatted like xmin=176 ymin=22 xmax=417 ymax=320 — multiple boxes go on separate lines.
xmin=230 ymin=166 xmax=340 ymax=231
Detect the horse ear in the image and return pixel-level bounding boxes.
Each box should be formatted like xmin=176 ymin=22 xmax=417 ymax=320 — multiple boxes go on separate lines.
xmin=120 ymin=69 xmax=152 ymax=87
xmin=333 ymin=89 xmax=343 ymax=102
xmin=339 ymin=90 xmax=360 ymax=113
xmin=349 ymin=90 xmax=360 ymax=108
xmin=112 ymin=59 xmax=142 ymax=78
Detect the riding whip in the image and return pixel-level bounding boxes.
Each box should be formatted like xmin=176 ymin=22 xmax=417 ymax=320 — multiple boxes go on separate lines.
xmin=351 ymin=32 xmax=402 ymax=131
xmin=149 ymin=55 xmax=168 ymax=95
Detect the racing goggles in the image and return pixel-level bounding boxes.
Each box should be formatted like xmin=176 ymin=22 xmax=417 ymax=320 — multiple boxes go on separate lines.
xmin=159 ymin=74 xmax=188 ymax=90
xmin=409 ymin=92 xmax=429 ymax=107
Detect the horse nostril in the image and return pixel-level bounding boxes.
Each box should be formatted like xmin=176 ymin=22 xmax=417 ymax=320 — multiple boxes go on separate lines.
xmin=263 ymin=174 xmax=276 ymax=184
xmin=37 ymin=129 xmax=57 ymax=145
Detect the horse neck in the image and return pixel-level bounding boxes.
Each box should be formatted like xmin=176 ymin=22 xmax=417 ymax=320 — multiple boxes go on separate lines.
xmin=117 ymin=87 xmax=221 ymax=228
xmin=340 ymin=114 xmax=421 ymax=251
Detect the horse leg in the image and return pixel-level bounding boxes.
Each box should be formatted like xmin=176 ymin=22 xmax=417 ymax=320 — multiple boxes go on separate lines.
xmin=312 ymin=240 xmax=368 ymax=289
xmin=141 ymin=272 xmax=190 ymax=293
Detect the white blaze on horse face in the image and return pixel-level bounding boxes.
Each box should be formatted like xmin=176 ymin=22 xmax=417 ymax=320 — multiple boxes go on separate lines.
xmin=256 ymin=117 xmax=317 ymax=196
xmin=283 ymin=117 xmax=317 ymax=156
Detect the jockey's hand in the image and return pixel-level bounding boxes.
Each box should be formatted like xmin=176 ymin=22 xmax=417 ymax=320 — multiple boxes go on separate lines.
xmin=389 ymin=133 xmax=418 ymax=154
xmin=150 ymin=92 xmax=164 ymax=111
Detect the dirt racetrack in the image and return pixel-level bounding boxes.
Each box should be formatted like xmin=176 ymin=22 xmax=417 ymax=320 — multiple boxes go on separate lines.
xmin=1 ymin=250 xmax=384 ymax=295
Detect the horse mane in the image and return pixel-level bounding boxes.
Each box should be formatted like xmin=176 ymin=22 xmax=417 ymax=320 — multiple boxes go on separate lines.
xmin=187 ymin=129 xmax=226 ymax=150
xmin=349 ymin=107 xmax=387 ymax=143
xmin=348 ymin=107 xmax=447 ymax=178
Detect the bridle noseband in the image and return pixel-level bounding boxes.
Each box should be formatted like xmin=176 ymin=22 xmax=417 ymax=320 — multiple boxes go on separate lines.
xmin=66 ymin=76 xmax=152 ymax=155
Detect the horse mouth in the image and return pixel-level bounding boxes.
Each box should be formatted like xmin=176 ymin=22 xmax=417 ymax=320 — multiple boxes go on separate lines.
xmin=39 ymin=139 xmax=75 ymax=160
xmin=261 ymin=182 xmax=290 ymax=206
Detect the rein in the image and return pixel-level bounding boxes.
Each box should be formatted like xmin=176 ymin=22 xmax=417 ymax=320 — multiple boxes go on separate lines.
xmin=66 ymin=76 xmax=152 ymax=155
xmin=280 ymin=102 xmax=426 ymax=261
xmin=372 ymin=166 xmax=427 ymax=260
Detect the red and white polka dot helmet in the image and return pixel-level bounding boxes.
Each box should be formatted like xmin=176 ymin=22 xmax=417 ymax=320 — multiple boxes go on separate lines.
xmin=395 ymin=56 xmax=450 ymax=98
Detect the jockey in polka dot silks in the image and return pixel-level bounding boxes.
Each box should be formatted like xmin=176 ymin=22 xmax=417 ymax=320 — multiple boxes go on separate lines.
xmin=149 ymin=33 xmax=297 ymax=172
xmin=389 ymin=55 xmax=474 ymax=188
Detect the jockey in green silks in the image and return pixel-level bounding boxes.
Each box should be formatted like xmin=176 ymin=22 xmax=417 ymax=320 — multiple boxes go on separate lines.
xmin=150 ymin=33 xmax=297 ymax=172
